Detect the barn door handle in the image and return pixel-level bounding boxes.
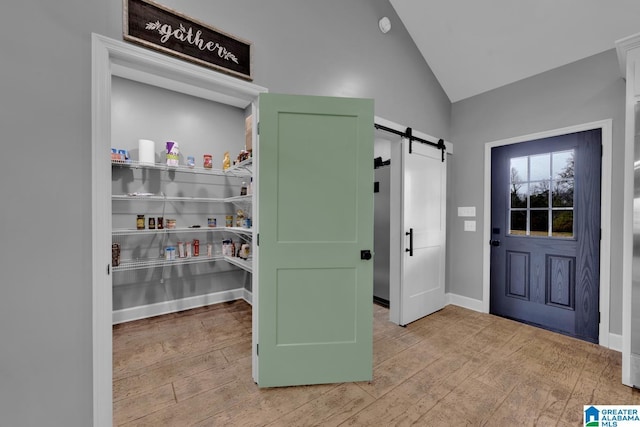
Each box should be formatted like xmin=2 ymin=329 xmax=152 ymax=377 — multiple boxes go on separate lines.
xmin=361 ymin=250 xmax=372 ymax=260
xmin=406 ymin=228 xmax=414 ymax=256
xmin=490 ymin=239 xmax=501 ymax=247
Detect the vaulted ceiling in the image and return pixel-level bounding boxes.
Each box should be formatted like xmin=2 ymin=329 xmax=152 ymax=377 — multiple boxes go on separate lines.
xmin=390 ymin=0 xmax=640 ymax=102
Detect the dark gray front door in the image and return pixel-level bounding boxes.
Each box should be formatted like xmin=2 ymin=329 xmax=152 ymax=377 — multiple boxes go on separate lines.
xmin=490 ymin=129 xmax=601 ymax=343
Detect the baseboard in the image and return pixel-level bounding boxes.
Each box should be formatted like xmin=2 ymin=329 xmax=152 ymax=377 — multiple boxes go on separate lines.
xmin=608 ymin=333 xmax=622 ymax=352
xmin=243 ymin=288 xmax=253 ymax=305
xmin=445 ymin=293 xmax=484 ymax=313
xmin=113 ymin=288 xmax=246 ymax=324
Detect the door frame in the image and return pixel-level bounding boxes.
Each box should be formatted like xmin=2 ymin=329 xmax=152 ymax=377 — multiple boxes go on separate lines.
xmin=91 ymin=34 xmax=266 ymax=427
xmin=482 ymin=119 xmax=612 ymax=347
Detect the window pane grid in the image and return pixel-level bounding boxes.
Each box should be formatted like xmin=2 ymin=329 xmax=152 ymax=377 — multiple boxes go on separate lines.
xmin=509 ymin=150 xmax=574 ymax=238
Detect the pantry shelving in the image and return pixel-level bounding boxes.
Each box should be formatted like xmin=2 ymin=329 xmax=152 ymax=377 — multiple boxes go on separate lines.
xmin=112 ymin=157 xmax=254 ymax=275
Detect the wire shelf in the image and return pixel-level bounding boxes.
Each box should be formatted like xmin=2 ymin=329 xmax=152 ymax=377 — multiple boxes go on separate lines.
xmin=224 ymin=256 xmax=253 ymax=273
xmin=112 ymin=255 xmax=224 ymax=272
xmin=112 ymin=226 xmax=253 ymax=236
xmin=111 ymin=157 xmax=252 ymax=177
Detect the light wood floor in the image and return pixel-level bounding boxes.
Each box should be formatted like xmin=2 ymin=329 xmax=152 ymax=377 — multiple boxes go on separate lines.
xmin=113 ymin=301 xmax=639 ymax=426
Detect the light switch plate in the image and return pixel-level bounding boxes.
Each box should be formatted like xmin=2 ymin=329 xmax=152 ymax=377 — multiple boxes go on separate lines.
xmin=458 ymin=206 xmax=476 ymax=217
xmin=464 ymin=220 xmax=476 ymax=232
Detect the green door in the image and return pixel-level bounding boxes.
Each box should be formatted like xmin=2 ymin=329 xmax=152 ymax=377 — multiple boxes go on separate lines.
xmin=257 ymin=93 xmax=374 ymax=387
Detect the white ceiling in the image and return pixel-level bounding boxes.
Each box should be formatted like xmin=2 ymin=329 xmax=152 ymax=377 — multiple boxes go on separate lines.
xmin=389 ymin=0 xmax=640 ymax=102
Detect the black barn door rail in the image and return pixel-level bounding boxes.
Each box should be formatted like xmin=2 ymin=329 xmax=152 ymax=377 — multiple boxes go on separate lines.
xmin=374 ymin=123 xmax=446 ymax=162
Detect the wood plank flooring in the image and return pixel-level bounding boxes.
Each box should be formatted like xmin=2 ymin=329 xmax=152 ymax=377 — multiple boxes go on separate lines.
xmin=113 ymin=301 xmax=639 ymax=426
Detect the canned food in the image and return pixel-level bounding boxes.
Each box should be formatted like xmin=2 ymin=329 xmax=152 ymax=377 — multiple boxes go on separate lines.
xmin=193 ymin=239 xmax=200 ymax=257
xmin=207 ymin=218 xmax=216 ymax=228
xmin=166 ymin=219 xmax=176 ymax=229
xmin=225 ymin=215 xmax=233 ymax=228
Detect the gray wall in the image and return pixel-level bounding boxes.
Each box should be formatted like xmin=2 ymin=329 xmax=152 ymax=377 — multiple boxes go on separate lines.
xmin=0 ymin=1 xmax=449 ymax=425
xmin=449 ymin=49 xmax=626 ymax=334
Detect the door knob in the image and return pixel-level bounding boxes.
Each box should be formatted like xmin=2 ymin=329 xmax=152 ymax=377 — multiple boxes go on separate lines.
xmin=490 ymin=240 xmax=501 ymax=247
xmin=361 ymin=250 xmax=372 ymax=260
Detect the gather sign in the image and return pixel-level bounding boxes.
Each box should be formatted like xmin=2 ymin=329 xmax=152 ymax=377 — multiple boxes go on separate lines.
xmin=124 ymin=0 xmax=253 ymax=80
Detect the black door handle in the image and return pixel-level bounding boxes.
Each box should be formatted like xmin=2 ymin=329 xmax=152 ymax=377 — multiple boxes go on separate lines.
xmin=361 ymin=250 xmax=372 ymax=260
xmin=406 ymin=228 xmax=414 ymax=256
xmin=490 ymin=240 xmax=501 ymax=247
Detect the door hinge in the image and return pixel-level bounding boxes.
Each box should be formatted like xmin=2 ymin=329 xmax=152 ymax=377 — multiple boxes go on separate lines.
xmin=257 ymin=122 xmax=260 ymax=135
xmin=107 ymin=264 xmax=110 ymax=275
xmin=256 ymin=343 xmax=259 ymax=355
xmin=257 ymin=234 xmax=259 ymax=246
xmin=599 ymin=312 xmax=601 ymax=323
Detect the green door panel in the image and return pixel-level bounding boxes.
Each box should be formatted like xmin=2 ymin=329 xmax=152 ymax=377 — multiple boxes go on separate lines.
xmin=257 ymin=93 xmax=374 ymax=387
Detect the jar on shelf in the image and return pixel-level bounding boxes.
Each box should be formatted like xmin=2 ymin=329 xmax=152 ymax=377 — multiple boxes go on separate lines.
xmin=136 ymin=215 xmax=145 ymax=230
xmin=203 ymin=154 xmax=213 ymax=169
xmin=166 ymin=219 xmax=176 ymax=229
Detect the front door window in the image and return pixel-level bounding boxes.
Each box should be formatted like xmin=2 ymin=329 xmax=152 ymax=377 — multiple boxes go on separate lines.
xmin=509 ymin=149 xmax=575 ymax=238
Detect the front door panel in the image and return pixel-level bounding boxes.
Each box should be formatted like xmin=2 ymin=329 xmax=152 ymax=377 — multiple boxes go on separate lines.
xmin=257 ymin=93 xmax=374 ymax=387
xmin=490 ymin=129 xmax=601 ymax=342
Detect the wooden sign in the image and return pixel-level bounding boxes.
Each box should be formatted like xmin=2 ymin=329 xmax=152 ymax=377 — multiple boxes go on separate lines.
xmin=124 ymin=0 xmax=253 ymax=80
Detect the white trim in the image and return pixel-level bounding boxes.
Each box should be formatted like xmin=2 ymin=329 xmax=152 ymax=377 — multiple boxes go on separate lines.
xmin=91 ymin=34 xmax=113 ymax=427
xmin=374 ymin=115 xmax=453 ymax=154
xmin=616 ymin=32 xmax=640 ymax=79
xmin=609 ymin=333 xmax=623 ymax=353
xmin=618 ymin=39 xmax=640 ymax=386
xmin=482 ymin=119 xmax=613 ymax=348
xmin=445 ymin=293 xmax=484 ymax=312
xmin=92 ymin=34 xmax=266 ymax=427
xmin=243 ymin=288 xmax=253 ymax=305
xmin=113 ymin=289 xmax=246 ymax=324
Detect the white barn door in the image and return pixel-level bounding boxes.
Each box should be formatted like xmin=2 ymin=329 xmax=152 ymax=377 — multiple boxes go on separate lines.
xmin=394 ymin=138 xmax=447 ymax=325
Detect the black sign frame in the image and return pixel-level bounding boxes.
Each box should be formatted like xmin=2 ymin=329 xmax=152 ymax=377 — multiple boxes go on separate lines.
xmin=124 ymin=0 xmax=253 ymax=80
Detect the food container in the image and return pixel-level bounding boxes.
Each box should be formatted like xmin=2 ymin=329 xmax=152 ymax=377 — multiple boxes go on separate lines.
xmin=166 ymin=141 xmax=179 ymax=167
xmin=157 ymin=217 xmax=163 ymax=229
xmin=225 ymin=215 xmax=233 ymax=228
xmin=166 ymin=219 xmax=176 ymax=229
xmin=148 ymin=217 xmax=155 ymax=230
xmin=136 ymin=215 xmax=145 ymax=230
xmin=112 ymin=243 xmax=121 ymax=267
xmin=203 ymin=154 xmax=213 ymax=169
xmin=178 ymin=242 xmax=185 ymax=258
xmin=187 ymin=156 xmax=195 ymax=168
xmin=207 ymin=218 xmax=216 ymax=228
xmin=193 ymin=239 xmax=199 ymax=257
